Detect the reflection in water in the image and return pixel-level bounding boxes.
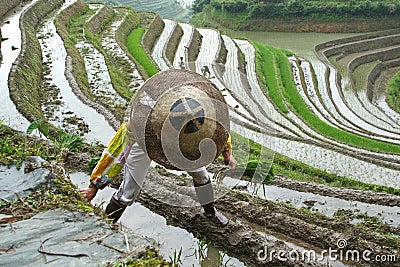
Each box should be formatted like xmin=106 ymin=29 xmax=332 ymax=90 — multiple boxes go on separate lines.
xmin=0 ymin=1 xmax=38 ymax=131
xmin=37 ymin=0 xmax=115 ymax=145
xmin=222 ymin=176 xmax=400 ymax=227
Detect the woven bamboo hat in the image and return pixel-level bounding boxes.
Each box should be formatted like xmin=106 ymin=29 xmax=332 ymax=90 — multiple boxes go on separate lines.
xmin=130 ymin=69 xmax=229 ymax=170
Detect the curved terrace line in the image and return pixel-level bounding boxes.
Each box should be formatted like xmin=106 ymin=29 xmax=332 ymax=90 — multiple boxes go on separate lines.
xmin=0 ymin=1 xmax=36 ymax=131
xmin=316 ymin=35 xmax=400 ymax=139
xmin=152 ymin=18 xmax=176 ymax=70
xmin=37 ymin=1 xmax=116 ymax=144
xmin=101 ymin=8 xmax=144 ymax=93
xmin=173 ymin=22 xmax=193 ymax=68
xmin=293 ymin=56 xmax=400 ymax=144
xmin=235 ymin=40 xmax=400 ymax=164
xmin=231 ymin=120 xmax=400 ymax=189
xmin=195 ymin=28 xmax=252 ymax=119
xmin=339 ymin=45 xmax=400 ymax=131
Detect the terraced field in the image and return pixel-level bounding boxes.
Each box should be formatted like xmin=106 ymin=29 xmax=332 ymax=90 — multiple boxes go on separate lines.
xmin=92 ymin=0 xmax=193 ymax=22
xmin=1 ymin=0 xmax=400 ymax=266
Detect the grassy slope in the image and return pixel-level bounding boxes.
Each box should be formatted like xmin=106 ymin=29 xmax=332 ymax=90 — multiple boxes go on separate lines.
xmin=126 ymin=28 xmax=159 ymax=77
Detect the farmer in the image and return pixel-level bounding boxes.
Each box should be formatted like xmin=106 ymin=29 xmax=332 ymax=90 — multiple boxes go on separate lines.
xmin=201 ymin=65 xmax=211 ymax=78
xmin=81 ymin=69 xmax=236 ymax=227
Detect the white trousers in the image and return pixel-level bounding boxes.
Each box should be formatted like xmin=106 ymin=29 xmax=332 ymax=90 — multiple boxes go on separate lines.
xmin=114 ymin=143 xmax=211 ymax=206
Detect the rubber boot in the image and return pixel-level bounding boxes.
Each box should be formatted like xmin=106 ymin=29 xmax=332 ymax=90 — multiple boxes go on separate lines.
xmin=105 ymin=196 xmax=126 ymax=224
xmin=194 ymin=180 xmax=228 ymax=227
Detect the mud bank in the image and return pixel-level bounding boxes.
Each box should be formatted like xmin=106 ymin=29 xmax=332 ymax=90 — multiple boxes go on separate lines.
xmin=141 ymin=12 xmax=164 ymax=56
xmin=86 ymin=4 xmax=114 ymax=35
xmin=133 ymin=168 xmax=399 ymax=267
xmin=136 ymin=169 xmax=324 ymax=266
xmin=65 ymin=56 xmax=120 ymax=131
xmin=187 ymin=26 xmax=202 ymax=62
xmin=164 ymin=21 xmax=183 ymax=67
xmin=8 ymin=0 xmax=64 ymax=124
xmin=55 ymin=0 xmax=93 ymax=101
xmin=271 ymin=175 xmax=400 ymax=207
xmin=0 ymin=0 xmax=26 ymax=19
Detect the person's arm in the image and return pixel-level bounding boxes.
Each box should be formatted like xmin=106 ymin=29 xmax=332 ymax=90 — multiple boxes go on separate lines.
xmin=81 ymin=122 xmax=133 ymax=202
xmin=80 ymin=183 xmax=98 ymax=202
xmin=221 ymin=135 xmax=236 ymax=170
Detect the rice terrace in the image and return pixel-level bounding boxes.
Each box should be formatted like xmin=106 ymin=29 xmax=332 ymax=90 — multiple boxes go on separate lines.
xmin=0 ymin=0 xmax=400 ymax=266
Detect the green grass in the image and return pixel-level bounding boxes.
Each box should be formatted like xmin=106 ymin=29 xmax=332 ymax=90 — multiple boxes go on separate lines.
xmin=388 ymin=71 xmax=400 ymax=114
xmin=126 ymin=28 xmax=159 ymax=77
xmin=254 ymin=43 xmax=289 ymax=113
xmin=254 ymin=42 xmax=400 ymax=154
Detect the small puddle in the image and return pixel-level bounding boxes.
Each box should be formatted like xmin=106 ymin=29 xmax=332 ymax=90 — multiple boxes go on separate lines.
xmin=0 ymin=0 xmax=38 ymax=131
xmin=70 ymin=171 xmax=246 ymax=267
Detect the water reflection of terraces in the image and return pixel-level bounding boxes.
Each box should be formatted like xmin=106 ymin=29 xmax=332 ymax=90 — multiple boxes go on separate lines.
xmin=37 ymin=0 xmax=115 ymax=144
xmin=317 ymin=39 xmax=400 ymax=139
xmin=0 ymin=1 xmax=37 ymax=131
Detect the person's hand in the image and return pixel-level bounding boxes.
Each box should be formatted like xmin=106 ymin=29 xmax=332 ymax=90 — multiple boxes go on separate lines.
xmin=222 ymin=150 xmax=237 ymax=170
xmin=80 ymin=183 xmax=98 ymax=202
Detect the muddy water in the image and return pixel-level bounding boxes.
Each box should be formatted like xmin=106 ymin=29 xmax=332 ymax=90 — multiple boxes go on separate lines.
xmin=37 ymin=0 xmax=115 ymax=144
xmin=70 ymin=172 xmax=246 ymax=267
xmin=223 ymin=177 xmax=400 ymax=227
xmin=0 ymin=1 xmax=38 ymax=131
xmin=76 ymin=4 xmax=127 ymax=107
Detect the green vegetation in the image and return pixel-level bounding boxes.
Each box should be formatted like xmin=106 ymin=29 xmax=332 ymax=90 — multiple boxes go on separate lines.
xmin=126 ymin=28 xmax=159 ymax=77
xmin=388 ymin=72 xmax=400 ymax=114
xmin=230 ymin=132 xmax=274 ymax=184
xmin=114 ymin=247 xmax=171 ymax=267
xmin=191 ymin=0 xmax=400 ymax=31
xmin=194 ymin=0 xmax=400 ymax=20
xmin=255 ymin=44 xmax=290 ymax=113
xmin=26 ymin=120 xmax=83 ymax=152
xmin=254 ymin=42 xmax=400 ymax=154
